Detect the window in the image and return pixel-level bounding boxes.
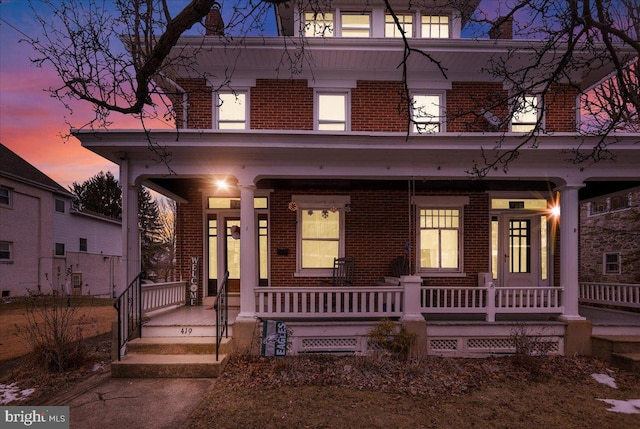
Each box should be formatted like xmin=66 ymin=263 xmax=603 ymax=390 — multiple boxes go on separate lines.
xmin=304 ymin=12 xmax=334 ymax=37
xmin=421 ymin=15 xmax=449 ymax=38
xmin=589 ymin=200 xmax=608 ymax=216
xmin=604 ymin=253 xmax=621 ymax=274
xmin=341 ymin=13 xmax=370 ymax=37
xmin=511 ymin=95 xmax=540 ymax=132
xmin=610 ymin=194 xmax=630 ymax=211
xmin=412 ymin=94 xmax=443 ymax=133
xmin=419 ymin=208 xmax=461 ymax=271
xmin=79 ymin=238 xmax=87 ymax=252
xmin=217 ymin=91 xmax=247 ymax=129
xmin=55 ymin=198 xmax=65 ymax=213
xmin=0 ymin=187 xmax=11 ymax=207
xmin=0 ymin=242 xmax=12 ymax=261
xmin=385 ymin=13 xmax=413 ymax=37
xmin=316 ymin=92 xmax=348 ymax=131
xmin=55 ymin=243 xmax=65 ymax=256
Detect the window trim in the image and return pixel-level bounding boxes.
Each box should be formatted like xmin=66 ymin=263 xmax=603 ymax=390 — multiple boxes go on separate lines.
xmin=79 ymin=238 xmax=88 ymax=252
xmin=214 ymin=90 xmax=249 ymax=130
xmin=414 ymin=196 xmax=468 ymax=276
xmin=511 ymin=95 xmax=543 ymax=132
xmin=315 ymin=90 xmax=350 ymax=131
xmin=54 ymin=198 xmax=65 ymax=213
xmin=385 ymin=12 xmax=414 ymax=38
xmin=293 ymin=195 xmax=350 ymax=277
xmin=420 ymin=14 xmax=450 ymax=38
xmin=0 ymin=187 xmax=12 ymax=208
xmin=0 ymin=241 xmax=13 ymax=262
xmin=411 ymin=92 xmax=445 ymax=133
xmin=603 ymin=252 xmax=621 ymax=275
xmin=303 ymin=11 xmax=334 ymax=37
xmin=54 ymin=242 xmax=66 ymax=257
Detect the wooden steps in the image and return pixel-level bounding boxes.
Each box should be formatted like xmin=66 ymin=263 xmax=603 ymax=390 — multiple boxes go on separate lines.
xmin=112 ymin=336 xmax=233 ymax=378
xmin=592 ymin=335 xmax=640 ymax=373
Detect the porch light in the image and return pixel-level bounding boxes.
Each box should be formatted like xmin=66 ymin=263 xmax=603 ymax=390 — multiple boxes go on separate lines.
xmin=550 ymin=204 xmax=560 ymax=218
xmin=215 ymin=178 xmax=229 ymax=191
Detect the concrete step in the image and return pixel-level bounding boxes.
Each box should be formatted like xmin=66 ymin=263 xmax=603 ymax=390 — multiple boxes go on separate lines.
xmin=142 ymin=324 xmax=232 ymax=338
xmin=611 ymin=352 xmax=640 ymax=373
xmin=111 ymin=353 xmax=229 ymax=378
xmin=126 ymin=337 xmax=233 ymax=355
xmin=592 ymin=335 xmax=640 ymax=360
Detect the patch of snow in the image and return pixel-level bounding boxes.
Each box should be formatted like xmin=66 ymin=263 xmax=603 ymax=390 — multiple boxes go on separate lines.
xmin=92 ymin=362 xmax=106 ymax=372
xmin=591 ymin=373 xmax=618 ymax=389
xmin=0 ymin=383 xmax=36 ymax=405
xmin=597 ymin=399 xmax=640 ymax=414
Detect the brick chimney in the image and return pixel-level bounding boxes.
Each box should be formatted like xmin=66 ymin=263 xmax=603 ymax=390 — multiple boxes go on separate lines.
xmin=205 ymin=4 xmax=224 ymax=36
xmin=489 ymin=16 xmax=513 ymax=39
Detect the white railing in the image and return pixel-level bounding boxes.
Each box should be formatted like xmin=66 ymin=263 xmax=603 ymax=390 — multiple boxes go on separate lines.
xmin=579 ymin=282 xmax=640 ymax=309
xmin=421 ymin=285 xmax=564 ymax=322
xmin=142 ymin=281 xmax=187 ymax=313
xmin=255 ymin=286 xmax=404 ymax=318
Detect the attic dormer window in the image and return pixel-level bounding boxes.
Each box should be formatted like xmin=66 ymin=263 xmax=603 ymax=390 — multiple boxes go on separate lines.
xmin=304 ymin=12 xmax=334 ymax=37
xmin=341 ymin=13 xmax=370 ymax=37
xmin=385 ymin=13 xmax=414 ymax=37
xmin=421 ymin=15 xmax=449 ymax=38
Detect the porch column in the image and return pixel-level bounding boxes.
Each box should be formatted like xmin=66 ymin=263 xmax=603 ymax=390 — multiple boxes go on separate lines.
xmin=238 ymin=183 xmax=257 ymax=317
xmin=120 ymin=158 xmax=141 ymax=294
xmin=557 ymin=183 xmax=592 ymax=356
xmin=557 ymin=184 xmax=585 ymax=320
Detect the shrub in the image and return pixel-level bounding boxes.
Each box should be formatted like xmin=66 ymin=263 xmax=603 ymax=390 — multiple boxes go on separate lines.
xmin=367 ymin=319 xmax=416 ymax=359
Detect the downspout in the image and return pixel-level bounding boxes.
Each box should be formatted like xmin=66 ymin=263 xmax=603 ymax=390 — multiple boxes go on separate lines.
xmin=158 ymin=73 xmax=188 ymax=129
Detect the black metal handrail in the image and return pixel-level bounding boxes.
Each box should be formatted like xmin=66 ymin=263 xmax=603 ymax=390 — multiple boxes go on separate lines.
xmin=114 ymin=271 xmax=145 ymax=361
xmin=214 ymin=271 xmax=230 ymax=361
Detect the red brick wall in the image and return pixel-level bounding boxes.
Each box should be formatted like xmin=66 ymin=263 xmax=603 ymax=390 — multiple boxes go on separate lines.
xmin=250 ymin=79 xmax=314 ymax=130
xmin=446 ymin=82 xmax=509 ymax=132
xmin=545 ymin=84 xmax=579 ymax=132
xmin=176 ymin=187 xmax=204 ymax=304
xmin=351 ymin=81 xmax=407 ymax=132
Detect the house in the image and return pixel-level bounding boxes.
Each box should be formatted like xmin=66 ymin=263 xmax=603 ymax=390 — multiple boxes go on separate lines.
xmin=580 ymin=185 xmax=640 ymax=284
xmin=0 ymin=143 xmax=122 ymax=298
xmin=73 ymin=0 xmax=640 ymax=366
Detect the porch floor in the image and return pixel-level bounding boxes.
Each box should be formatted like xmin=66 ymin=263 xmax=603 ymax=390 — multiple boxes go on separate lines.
xmin=579 ymin=305 xmax=640 ymax=326
xmin=147 ymin=305 xmax=240 ymax=326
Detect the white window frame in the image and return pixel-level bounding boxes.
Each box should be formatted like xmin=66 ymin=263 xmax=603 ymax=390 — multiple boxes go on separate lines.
xmin=415 ymin=196 xmax=468 ymax=276
xmin=511 ymin=95 xmax=542 ymax=132
xmin=603 ymin=252 xmax=621 ymax=275
xmin=304 ymin=11 xmax=334 ymax=37
xmin=79 ymin=237 xmax=88 ymax=252
xmin=385 ymin=12 xmax=414 ymax=38
xmin=421 ymin=15 xmax=450 ymax=38
xmin=55 ymin=198 xmax=65 ymax=213
xmin=214 ymin=90 xmax=249 ymax=130
xmin=340 ymin=12 xmax=371 ymax=37
xmin=293 ymin=195 xmax=350 ymax=277
xmin=0 ymin=187 xmax=12 ymax=207
xmin=411 ymin=92 xmax=445 ymax=133
xmin=0 ymin=241 xmax=12 ymax=261
xmin=315 ymin=90 xmax=350 ymax=131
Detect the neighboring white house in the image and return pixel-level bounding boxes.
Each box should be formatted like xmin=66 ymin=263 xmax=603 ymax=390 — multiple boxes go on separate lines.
xmin=0 ymin=143 xmax=122 ymax=297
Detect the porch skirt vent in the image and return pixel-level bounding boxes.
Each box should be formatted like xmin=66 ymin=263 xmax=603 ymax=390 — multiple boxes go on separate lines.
xmin=300 ymin=337 xmax=359 ymax=353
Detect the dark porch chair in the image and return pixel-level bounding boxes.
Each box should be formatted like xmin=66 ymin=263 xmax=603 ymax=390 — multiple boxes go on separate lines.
xmin=321 ymin=257 xmax=355 ymax=287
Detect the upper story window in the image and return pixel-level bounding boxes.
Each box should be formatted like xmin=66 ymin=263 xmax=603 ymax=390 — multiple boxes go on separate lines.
xmin=603 ymin=252 xmax=621 ymax=274
xmin=217 ymin=91 xmax=248 ymax=129
xmin=341 ymin=13 xmax=371 ymax=37
xmin=385 ymin=13 xmax=413 ymax=38
xmin=411 ymin=93 xmax=443 ymax=133
xmin=0 ymin=241 xmax=12 ymax=261
xmin=511 ymin=95 xmax=541 ymax=132
xmin=0 ymin=187 xmax=11 ymax=207
xmin=304 ymin=12 xmax=334 ymax=37
xmin=79 ymin=238 xmax=88 ymax=252
xmin=55 ymin=198 xmax=65 ymax=213
xmin=421 ymin=15 xmax=449 ymax=38
xmin=55 ymin=242 xmax=65 ymax=257
xmin=316 ymin=91 xmax=349 ymax=131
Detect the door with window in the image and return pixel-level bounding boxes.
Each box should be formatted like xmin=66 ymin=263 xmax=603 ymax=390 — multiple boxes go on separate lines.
xmin=207 ymin=213 xmax=268 ymax=297
xmin=498 ymin=214 xmax=549 ymax=287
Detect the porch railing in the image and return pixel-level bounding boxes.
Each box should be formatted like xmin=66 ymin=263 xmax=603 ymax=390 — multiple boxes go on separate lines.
xmin=141 ymin=281 xmax=187 ymax=313
xmin=114 ymin=271 xmax=144 ymax=361
xmin=579 ymin=282 xmax=640 ymax=309
xmin=255 ymin=286 xmax=404 ymax=318
xmin=421 ymin=285 xmax=564 ymax=322
xmin=214 ymin=271 xmax=230 ymax=361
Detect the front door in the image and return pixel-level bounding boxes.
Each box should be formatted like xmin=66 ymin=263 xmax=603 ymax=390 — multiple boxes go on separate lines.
xmin=207 ymin=214 xmax=241 ymax=296
xmin=498 ymin=214 xmax=549 ymax=287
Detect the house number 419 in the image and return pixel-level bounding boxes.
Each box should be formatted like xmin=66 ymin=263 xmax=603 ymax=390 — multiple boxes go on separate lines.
xmin=180 ymin=327 xmax=193 ymax=335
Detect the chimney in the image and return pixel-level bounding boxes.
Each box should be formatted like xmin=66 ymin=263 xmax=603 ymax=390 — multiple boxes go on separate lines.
xmin=205 ymin=5 xmax=225 ymax=36
xmin=489 ymin=16 xmax=513 ymax=39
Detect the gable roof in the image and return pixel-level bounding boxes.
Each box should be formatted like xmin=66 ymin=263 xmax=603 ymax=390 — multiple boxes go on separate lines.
xmin=0 ymin=143 xmax=73 ymax=197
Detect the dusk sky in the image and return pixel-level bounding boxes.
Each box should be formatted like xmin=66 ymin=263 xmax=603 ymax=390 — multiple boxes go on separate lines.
xmin=1 ymin=1 xmax=501 ymax=189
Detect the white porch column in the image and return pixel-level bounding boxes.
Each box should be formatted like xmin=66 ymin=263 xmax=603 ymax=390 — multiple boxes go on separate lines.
xmin=119 ymin=158 xmax=141 ymax=294
xmin=238 ymin=183 xmax=257 ymax=318
xmin=557 ymin=184 xmax=585 ymax=321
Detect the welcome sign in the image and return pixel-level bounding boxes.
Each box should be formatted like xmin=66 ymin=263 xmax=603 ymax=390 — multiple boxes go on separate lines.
xmin=189 ymin=257 xmax=198 ymax=306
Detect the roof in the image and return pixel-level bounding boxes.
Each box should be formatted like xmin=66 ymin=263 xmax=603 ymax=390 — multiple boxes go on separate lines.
xmin=0 ymin=143 xmax=73 ymax=197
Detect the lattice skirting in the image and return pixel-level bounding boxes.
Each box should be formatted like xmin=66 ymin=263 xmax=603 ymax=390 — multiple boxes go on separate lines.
xmin=294 ymin=336 xmax=364 ymax=354
xmin=428 ymin=336 xmax=563 ymax=356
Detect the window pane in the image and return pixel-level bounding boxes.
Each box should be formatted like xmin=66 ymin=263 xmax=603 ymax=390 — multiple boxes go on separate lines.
xmin=541 ymin=216 xmax=548 ymax=280
xmin=226 ymin=220 xmax=240 ymax=279
xmin=302 ymin=210 xmax=339 ymax=239
xmin=318 ymin=93 xmax=346 ymax=130
xmin=412 ymin=95 xmax=441 ymax=133
xmin=0 ymin=188 xmax=10 ymax=206
xmin=441 ymin=229 xmax=459 ymax=268
xmin=208 ymin=219 xmax=218 ymax=280
xmin=219 ymin=92 xmax=246 ymax=129
xmin=302 ymin=241 xmax=339 ymax=268
xmin=0 ymin=242 xmax=11 ymax=260
xmin=420 ymin=230 xmax=439 ymax=268
xmin=305 ymin=12 xmax=334 ymax=37
xmin=342 ymin=14 xmax=370 ymax=37
xmin=385 ymin=14 xmax=413 ymax=38
xmin=512 ymin=96 xmax=539 ymax=132
xmin=422 ymin=15 xmax=449 ymax=38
